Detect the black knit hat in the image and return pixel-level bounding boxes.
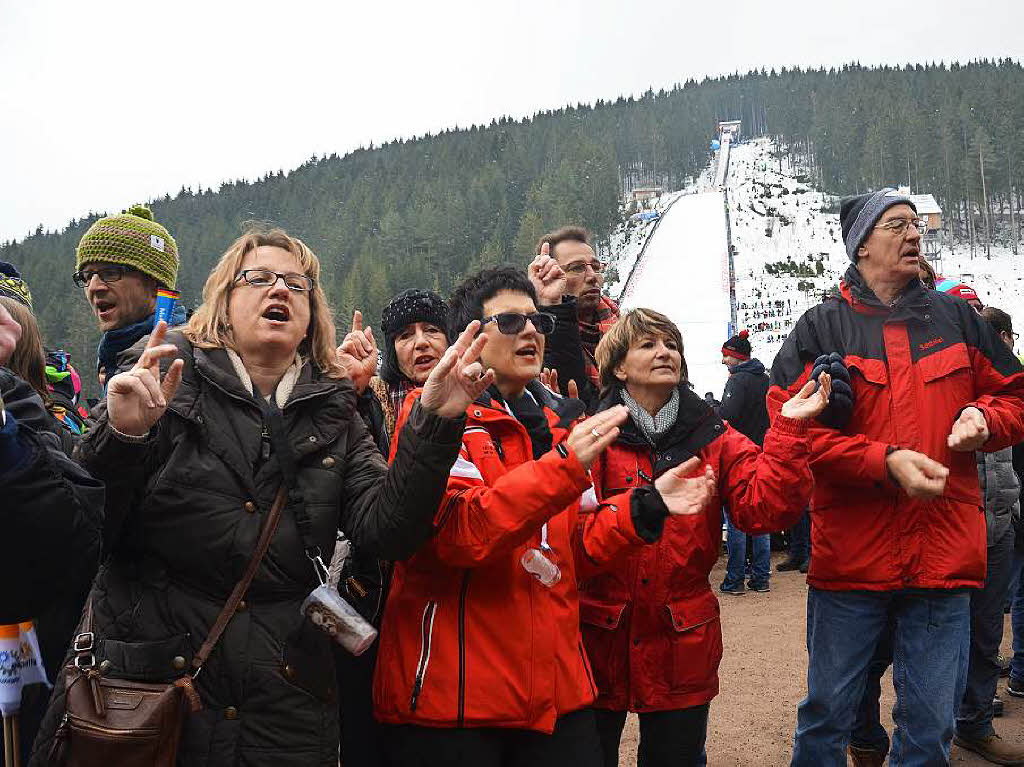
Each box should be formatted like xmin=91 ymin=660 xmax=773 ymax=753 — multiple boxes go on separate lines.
xmin=839 ymin=188 xmax=915 ymax=262
xmin=722 ymin=329 xmax=751 ymax=361
xmin=379 ymin=289 xmax=450 ymax=386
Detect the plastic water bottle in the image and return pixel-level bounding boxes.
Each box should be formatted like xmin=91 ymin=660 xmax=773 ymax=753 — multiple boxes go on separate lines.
xmin=521 ymin=548 xmax=561 ymax=588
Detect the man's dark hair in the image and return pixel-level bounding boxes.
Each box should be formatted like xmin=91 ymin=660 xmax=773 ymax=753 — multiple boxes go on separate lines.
xmin=981 ymin=306 xmax=1013 ymax=336
xmin=448 ymin=267 xmax=538 ymax=339
xmin=536 ymin=226 xmax=592 ymax=257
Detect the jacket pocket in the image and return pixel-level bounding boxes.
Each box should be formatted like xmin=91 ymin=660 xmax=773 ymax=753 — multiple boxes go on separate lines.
xmin=918 ymin=347 xmax=973 ymax=420
xmin=96 ymin=634 xmax=192 ymax=682
xmin=281 ymin=619 xmax=336 ymax=703
xmin=579 ymin=599 xmax=628 ymax=697
xmin=409 ymin=601 xmax=439 ymax=711
xmin=663 ymin=591 xmax=722 ymax=693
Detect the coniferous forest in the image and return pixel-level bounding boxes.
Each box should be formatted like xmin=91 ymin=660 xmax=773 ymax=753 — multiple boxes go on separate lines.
xmin=3 ymin=60 xmax=1022 ymax=394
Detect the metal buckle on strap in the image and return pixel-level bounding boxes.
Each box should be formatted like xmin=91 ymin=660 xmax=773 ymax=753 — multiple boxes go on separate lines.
xmin=73 ymin=632 xmax=94 ymax=652
xmin=73 ymin=652 xmax=96 ymax=669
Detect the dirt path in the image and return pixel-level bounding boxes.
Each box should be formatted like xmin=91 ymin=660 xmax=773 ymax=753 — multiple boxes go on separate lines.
xmin=617 ymin=552 xmax=1021 ymax=766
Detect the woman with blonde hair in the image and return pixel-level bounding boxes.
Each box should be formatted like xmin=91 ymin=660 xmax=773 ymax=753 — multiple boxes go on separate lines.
xmin=579 ymin=308 xmax=833 ymax=767
xmin=31 ymin=226 xmax=495 ymax=766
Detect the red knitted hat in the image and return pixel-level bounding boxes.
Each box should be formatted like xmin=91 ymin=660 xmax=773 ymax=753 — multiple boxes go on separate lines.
xmin=722 ymin=329 xmax=751 ymax=360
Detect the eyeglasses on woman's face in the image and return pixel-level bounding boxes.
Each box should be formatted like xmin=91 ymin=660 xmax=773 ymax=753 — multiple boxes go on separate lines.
xmin=233 ymin=269 xmax=314 ymax=292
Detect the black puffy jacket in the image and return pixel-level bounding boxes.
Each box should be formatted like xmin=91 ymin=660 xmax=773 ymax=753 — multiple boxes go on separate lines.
xmin=29 ymin=333 xmax=463 ymax=766
xmin=719 ymin=358 xmax=770 ymax=446
xmin=0 ymin=368 xmax=103 ymax=624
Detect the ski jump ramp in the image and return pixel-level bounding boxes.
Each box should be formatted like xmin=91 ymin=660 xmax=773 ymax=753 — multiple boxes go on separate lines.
xmin=619 ymin=191 xmax=732 ymax=397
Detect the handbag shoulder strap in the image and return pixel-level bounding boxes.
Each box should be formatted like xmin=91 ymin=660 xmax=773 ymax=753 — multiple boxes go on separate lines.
xmin=190 ymin=484 xmax=289 ymax=676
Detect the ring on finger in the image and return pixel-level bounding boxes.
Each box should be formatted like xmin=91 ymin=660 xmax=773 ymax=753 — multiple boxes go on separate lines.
xmin=590 ymin=428 xmax=602 ymax=438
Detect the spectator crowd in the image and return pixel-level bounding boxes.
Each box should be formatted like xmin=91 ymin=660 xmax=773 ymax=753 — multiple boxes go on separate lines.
xmin=1 ymin=187 xmax=1023 ymax=767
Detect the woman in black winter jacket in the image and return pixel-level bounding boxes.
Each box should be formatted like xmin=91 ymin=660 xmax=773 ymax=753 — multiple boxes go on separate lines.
xmin=29 ymin=226 xmax=494 ymax=766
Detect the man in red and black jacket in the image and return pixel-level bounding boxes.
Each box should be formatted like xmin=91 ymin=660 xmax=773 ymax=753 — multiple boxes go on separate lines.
xmin=769 ymin=188 xmax=1024 ymax=766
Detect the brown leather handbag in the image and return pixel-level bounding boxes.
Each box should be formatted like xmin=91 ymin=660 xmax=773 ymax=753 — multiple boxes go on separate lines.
xmin=50 ymin=486 xmax=289 ymax=766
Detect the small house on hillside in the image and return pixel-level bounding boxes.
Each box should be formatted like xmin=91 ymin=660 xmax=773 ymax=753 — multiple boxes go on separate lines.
xmin=633 ymin=186 xmax=663 ymax=204
xmin=900 ymin=189 xmax=943 ymax=258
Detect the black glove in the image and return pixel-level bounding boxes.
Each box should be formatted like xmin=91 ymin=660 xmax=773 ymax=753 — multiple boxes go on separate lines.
xmin=809 ymin=352 xmax=853 ymax=429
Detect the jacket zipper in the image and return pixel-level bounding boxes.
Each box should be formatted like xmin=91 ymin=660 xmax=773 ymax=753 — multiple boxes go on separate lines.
xmin=578 ymin=640 xmax=597 ymax=698
xmin=409 ymin=600 xmax=439 ymax=711
xmin=457 ymin=571 xmax=470 ymax=726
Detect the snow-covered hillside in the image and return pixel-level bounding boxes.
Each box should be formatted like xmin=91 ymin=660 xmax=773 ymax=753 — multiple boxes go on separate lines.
xmin=727 ymin=138 xmax=848 ymax=371
xmin=607 ymin=135 xmax=1024 ymax=400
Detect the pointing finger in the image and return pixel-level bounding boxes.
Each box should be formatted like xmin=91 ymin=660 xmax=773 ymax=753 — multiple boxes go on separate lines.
xmin=146 ymin=320 xmax=169 ymax=350
xmin=540 ymin=242 xmax=550 ymax=257
xmin=352 ymin=310 xmax=363 ymax=334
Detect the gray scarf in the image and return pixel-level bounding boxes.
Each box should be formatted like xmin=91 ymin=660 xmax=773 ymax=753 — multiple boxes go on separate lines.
xmin=620 ymin=387 xmax=680 ymax=444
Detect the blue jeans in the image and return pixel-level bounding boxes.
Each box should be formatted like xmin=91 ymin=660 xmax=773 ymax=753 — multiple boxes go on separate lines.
xmin=791 ymin=587 xmax=970 ymax=767
xmin=956 ymin=526 xmax=1015 ymax=738
xmin=723 ymin=509 xmax=770 ymax=588
xmin=1011 ymin=545 xmax=1024 ymax=682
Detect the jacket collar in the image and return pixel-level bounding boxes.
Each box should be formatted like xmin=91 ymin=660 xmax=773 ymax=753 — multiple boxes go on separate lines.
xmin=165 ymin=332 xmax=353 ymax=422
xmin=473 ymin=379 xmax=585 ymax=431
xmin=729 ymin=358 xmax=766 ymax=376
xmin=839 ymin=264 xmax=931 ymax=322
xmin=597 ymin=382 xmax=722 ymax=451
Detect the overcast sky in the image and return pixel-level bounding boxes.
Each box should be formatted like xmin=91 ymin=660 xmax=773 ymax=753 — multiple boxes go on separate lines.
xmin=1 ymin=0 xmax=1022 ymax=243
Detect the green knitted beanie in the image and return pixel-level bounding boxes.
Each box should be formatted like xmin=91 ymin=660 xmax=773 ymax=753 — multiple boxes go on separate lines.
xmin=75 ymin=204 xmax=179 ymax=289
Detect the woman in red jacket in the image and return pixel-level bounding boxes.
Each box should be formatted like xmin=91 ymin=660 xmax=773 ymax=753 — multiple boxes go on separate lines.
xmin=580 ymin=308 xmax=831 ymax=767
xmin=374 ymin=269 xmax=718 ymax=767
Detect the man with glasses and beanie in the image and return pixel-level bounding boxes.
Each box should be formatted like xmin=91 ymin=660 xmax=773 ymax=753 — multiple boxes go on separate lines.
xmin=534 ymin=227 xmax=618 ymax=410
xmin=770 ymin=188 xmax=1024 ymax=766
xmin=374 ymin=267 xmax=717 ymax=766
xmin=73 ymin=204 xmax=184 ymax=387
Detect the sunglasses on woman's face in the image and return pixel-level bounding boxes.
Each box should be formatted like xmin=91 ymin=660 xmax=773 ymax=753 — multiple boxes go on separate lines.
xmin=481 ymin=312 xmax=556 ymax=336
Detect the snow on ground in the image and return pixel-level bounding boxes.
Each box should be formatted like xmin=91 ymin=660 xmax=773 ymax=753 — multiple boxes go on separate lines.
xmin=619 ymin=191 xmax=732 ymax=397
xmin=604 ymin=188 xmax=691 ymax=298
xmin=934 ymin=246 xmax=1024 ymax=337
xmin=726 ymin=137 xmax=848 ymax=372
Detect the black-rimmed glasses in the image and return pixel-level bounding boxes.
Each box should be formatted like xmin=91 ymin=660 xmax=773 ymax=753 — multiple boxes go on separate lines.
xmin=481 ymin=312 xmax=556 ymax=335
xmin=72 ymin=264 xmax=134 ymax=288
xmin=234 ymin=269 xmax=314 ymax=292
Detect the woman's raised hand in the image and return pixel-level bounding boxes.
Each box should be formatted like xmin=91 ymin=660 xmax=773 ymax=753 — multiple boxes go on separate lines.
xmin=654 ymin=457 xmax=717 ymax=516
xmin=565 ymin=406 xmax=629 ymax=470
xmin=780 ymin=372 xmax=832 ymax=421
xmin=419 ymin=321 xmax=495 ymax=418
xmin=337 ymin=309 xmax=378 ymax=394
xmin=107 ymin=320 xmax=184 ymax=437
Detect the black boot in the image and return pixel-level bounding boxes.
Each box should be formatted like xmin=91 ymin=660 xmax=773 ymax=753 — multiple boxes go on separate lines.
xmin=777 ymin=557 xmax=807 ymax=572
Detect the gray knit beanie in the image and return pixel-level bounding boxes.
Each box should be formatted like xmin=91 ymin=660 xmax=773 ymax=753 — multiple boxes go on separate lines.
xmin=840 ymin=188 xmax=916 ymax=261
